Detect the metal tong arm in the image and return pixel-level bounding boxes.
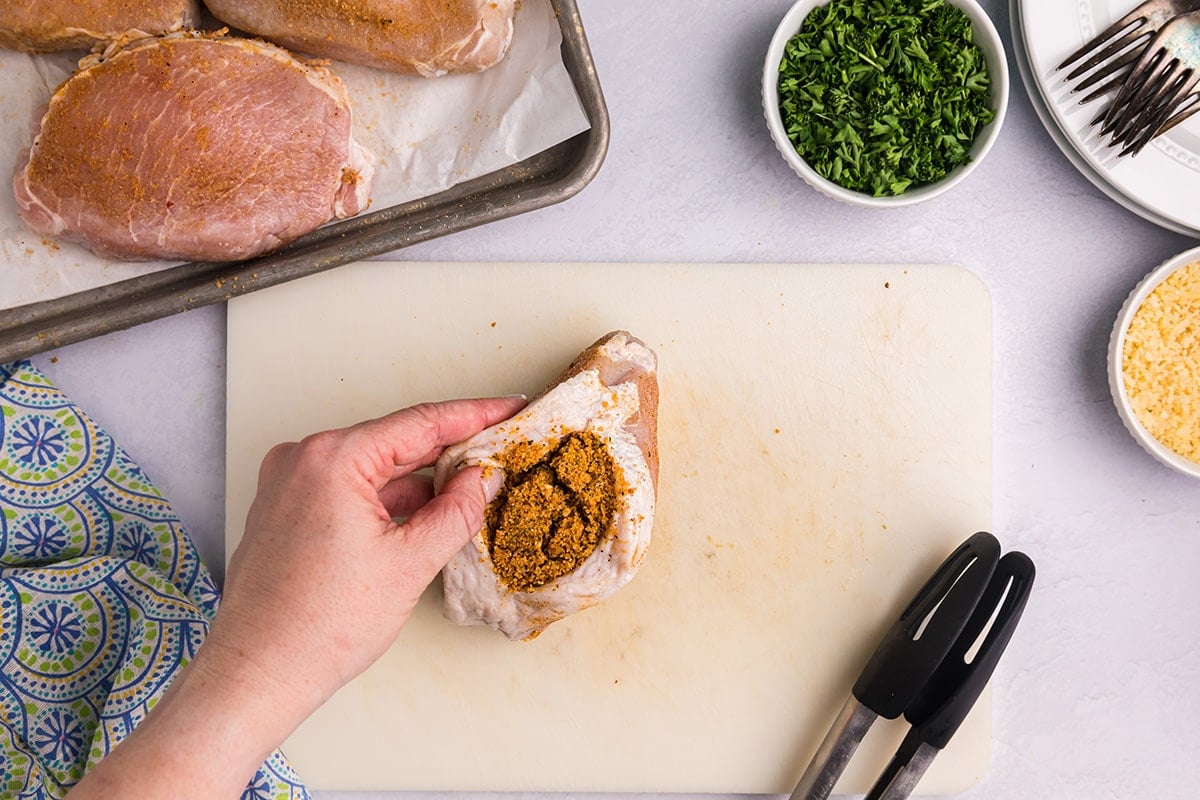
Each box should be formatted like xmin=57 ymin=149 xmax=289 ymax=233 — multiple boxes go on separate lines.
xmin=790 ymin=531 xmax=1001 ymax=800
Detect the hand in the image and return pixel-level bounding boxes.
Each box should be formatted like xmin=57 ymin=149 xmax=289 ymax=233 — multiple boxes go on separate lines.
xmin=66 ymin=396 xmax=524 ymax=800
xmin=216 ymin=396 xmax=525 ymax=711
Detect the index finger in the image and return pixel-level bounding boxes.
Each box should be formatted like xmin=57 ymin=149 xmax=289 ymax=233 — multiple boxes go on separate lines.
xmin=351 ymin=396 xmax=526 ymax=474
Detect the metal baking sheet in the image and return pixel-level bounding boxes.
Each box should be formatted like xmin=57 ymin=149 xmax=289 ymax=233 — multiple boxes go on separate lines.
xmin=0 ymin=0 xmax=608 ymax=363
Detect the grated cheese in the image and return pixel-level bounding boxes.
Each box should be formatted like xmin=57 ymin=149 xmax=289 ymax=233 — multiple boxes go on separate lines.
xmin=1123 ymin=260 xmax=1200 ymax=463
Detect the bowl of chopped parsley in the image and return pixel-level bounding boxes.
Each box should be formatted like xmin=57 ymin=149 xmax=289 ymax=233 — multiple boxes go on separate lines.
xmin=762 ymin=0 xmax=1008 ymax=206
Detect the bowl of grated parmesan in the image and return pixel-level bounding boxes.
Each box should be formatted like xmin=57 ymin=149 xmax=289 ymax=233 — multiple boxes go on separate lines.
xmin=1110 ymin=247 xmax=1200 ymax=478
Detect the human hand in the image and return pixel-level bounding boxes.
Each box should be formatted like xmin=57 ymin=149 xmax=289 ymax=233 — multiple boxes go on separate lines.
xmin=212 ymin=396 xmax=527 ymax=717
xmin=65 ymin=396 xmax=523 ymax=800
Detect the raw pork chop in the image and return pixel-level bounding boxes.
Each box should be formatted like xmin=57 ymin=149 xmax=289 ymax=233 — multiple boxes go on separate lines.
xmin=13 ymin=32 xmax=374 ymax=262
xmin=202 ymin=0 xmax=515 ymax=77
xmin=0 ymin=0 xmax=200 ymax=52
xmin=434 ymin=331 xmax=660 ymax=641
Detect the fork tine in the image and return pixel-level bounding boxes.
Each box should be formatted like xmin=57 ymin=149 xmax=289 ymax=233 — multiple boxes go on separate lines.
xmin=1065 ymin=28 xmax=1151 ymax=81
xmin=1153 ymin=93 xmax=1200 ymax=137
xmin=1099 ymin=47 xmax=1169 ymax=133
xmin=1120 ymin=99 xmax=1181 ymax=155
xmin=1110 ymin=59 xmax=1183 ymax=141
xmin=1072 ymin=46 xmax=1143 ymax=95
xmin=1112 ymin=92 xmax=1176 ymax=150
xmin=1057 ymin=8 xmax=1150 ymax=71
xmin=1092 ymin=54 xmax=1156 ymax=128
xmin=1117 ymin=72 xmax=1200 ymax=155
xmin=1140 ymin=70 xmax=1200 ymax=132
xmin=1079 ymin=69 xmax=1135 ymax=105
xmin=1143 ymin=66 xmax=1197 ymax=120
xmin=1119 ymin=125 xmax=1161 ymax=156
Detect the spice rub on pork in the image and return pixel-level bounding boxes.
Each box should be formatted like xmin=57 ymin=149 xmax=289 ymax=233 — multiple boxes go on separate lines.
xmin=13 ymin=31 xmax=374 ymax=262
xmin=487 ymin=431 xmax=630 ymax=591
xmin=0 ymin=0 xmax=200 ymax=53
xmin=202 ymin=0 xmax=516 ymax=77
xmin=433 ymin=331 xmax=659 ymax=641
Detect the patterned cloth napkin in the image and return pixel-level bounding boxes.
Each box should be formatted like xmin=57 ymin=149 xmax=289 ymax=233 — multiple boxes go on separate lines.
xmin=0 ymin=360 xmax=308 ymax=799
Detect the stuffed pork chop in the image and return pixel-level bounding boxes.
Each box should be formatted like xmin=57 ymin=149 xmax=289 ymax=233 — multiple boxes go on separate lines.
xmin=433 ymin=331 xmax=659 ymax=641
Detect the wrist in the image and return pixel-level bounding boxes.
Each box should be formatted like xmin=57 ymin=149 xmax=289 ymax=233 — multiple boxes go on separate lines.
xmin=66 ymin=624 xmax=319 ymax=799
xmin=165 ymin=621 xmax=327 ymax=759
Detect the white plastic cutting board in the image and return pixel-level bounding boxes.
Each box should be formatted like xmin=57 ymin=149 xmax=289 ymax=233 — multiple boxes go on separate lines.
xmin=225 ymin=262 xmax=993 ymax=794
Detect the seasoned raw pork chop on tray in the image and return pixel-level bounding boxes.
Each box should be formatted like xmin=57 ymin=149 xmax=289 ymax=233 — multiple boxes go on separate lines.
xmin=204 ymin=0 xmax=515 ymax=77
xmin=0 ymin=0 xmax=200 ymax=52
xmin=13 ymin=31 xmax=374 ymax=262
xmin=434 ymin=331 xmax=660 ymax=641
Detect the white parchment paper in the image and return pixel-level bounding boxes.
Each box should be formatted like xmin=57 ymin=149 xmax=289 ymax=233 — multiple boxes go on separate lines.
xmin=0 ymin=0 xmax=589 ymax=310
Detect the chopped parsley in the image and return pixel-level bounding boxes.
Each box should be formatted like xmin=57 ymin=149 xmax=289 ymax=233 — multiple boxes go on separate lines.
xmin=777 ymin=0 xmax=995 ymax=197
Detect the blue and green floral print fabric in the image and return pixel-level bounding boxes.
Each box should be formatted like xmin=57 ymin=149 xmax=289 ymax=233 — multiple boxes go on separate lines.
xmin=0 ymin=360 xmax=308 ymax=799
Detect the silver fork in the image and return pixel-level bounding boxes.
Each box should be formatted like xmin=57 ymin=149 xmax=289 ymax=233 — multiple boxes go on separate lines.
xmin=1056 ymin=0 xmax=1200 ymax=103
xmin=1094 ymin=10 xmax=1200 ymax=156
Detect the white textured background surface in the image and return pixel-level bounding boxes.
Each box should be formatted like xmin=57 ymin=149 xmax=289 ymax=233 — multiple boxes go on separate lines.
xmin=26 ymin=0 xmax=1200 ymax=796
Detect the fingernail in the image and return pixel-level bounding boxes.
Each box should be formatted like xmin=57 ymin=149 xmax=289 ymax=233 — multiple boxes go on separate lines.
xmin=503 ymin=393 xmax=528 ymax=401
xmin=481 ymin=468 xmax=505 ymax=503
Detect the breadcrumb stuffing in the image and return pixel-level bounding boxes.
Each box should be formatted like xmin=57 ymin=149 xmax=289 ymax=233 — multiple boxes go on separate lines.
xmin=1123 ymin=260 xmax=1200 ymax=463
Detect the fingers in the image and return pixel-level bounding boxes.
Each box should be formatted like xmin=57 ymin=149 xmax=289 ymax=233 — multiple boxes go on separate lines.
xmin=392 ymin=466 xmax=490 ymax=581
xmin=262 ymin=397 xmax=523 ymax=522
xmin=352 ymin=396 xmax=526 ymax=478
xmin=379 ymin=472 xmax=434 ymax=519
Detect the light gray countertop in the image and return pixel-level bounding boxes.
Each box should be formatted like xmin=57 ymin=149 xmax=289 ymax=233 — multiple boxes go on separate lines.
xmin=26 ymin=0 xmax=1200 ymax=796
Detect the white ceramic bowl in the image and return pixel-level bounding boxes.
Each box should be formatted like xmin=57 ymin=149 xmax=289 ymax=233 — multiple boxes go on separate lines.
xmin=761 ymin=0 xmax=1009 ymax=207
xmin=1109 ymin=245 xmax=1200 ymax=479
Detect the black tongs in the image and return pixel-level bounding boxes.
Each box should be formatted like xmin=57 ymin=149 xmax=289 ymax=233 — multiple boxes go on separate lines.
xmin=791 ymin=531 xmax=1035 ymax=800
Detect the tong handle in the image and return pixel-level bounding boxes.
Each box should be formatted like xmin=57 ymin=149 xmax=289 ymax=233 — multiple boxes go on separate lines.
xmin=903 ymin=550 xmax=1036 ymax=748
xmin=852 ymin=531 xmax=1000 ymax=719
xmin=863 ymin=551 xmax=1036 ymax=800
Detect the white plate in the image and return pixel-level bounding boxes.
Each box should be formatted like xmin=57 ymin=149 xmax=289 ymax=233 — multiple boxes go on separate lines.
xmin=1010 ymin=0 xmax=1198 ymax=237
xmin=1019 ymin=0 xmax=1200 ymax=237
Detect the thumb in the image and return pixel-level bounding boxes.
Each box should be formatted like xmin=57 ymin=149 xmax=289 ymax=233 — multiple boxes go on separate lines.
xmin=395 ymin=466 xmax=495 ymax=582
